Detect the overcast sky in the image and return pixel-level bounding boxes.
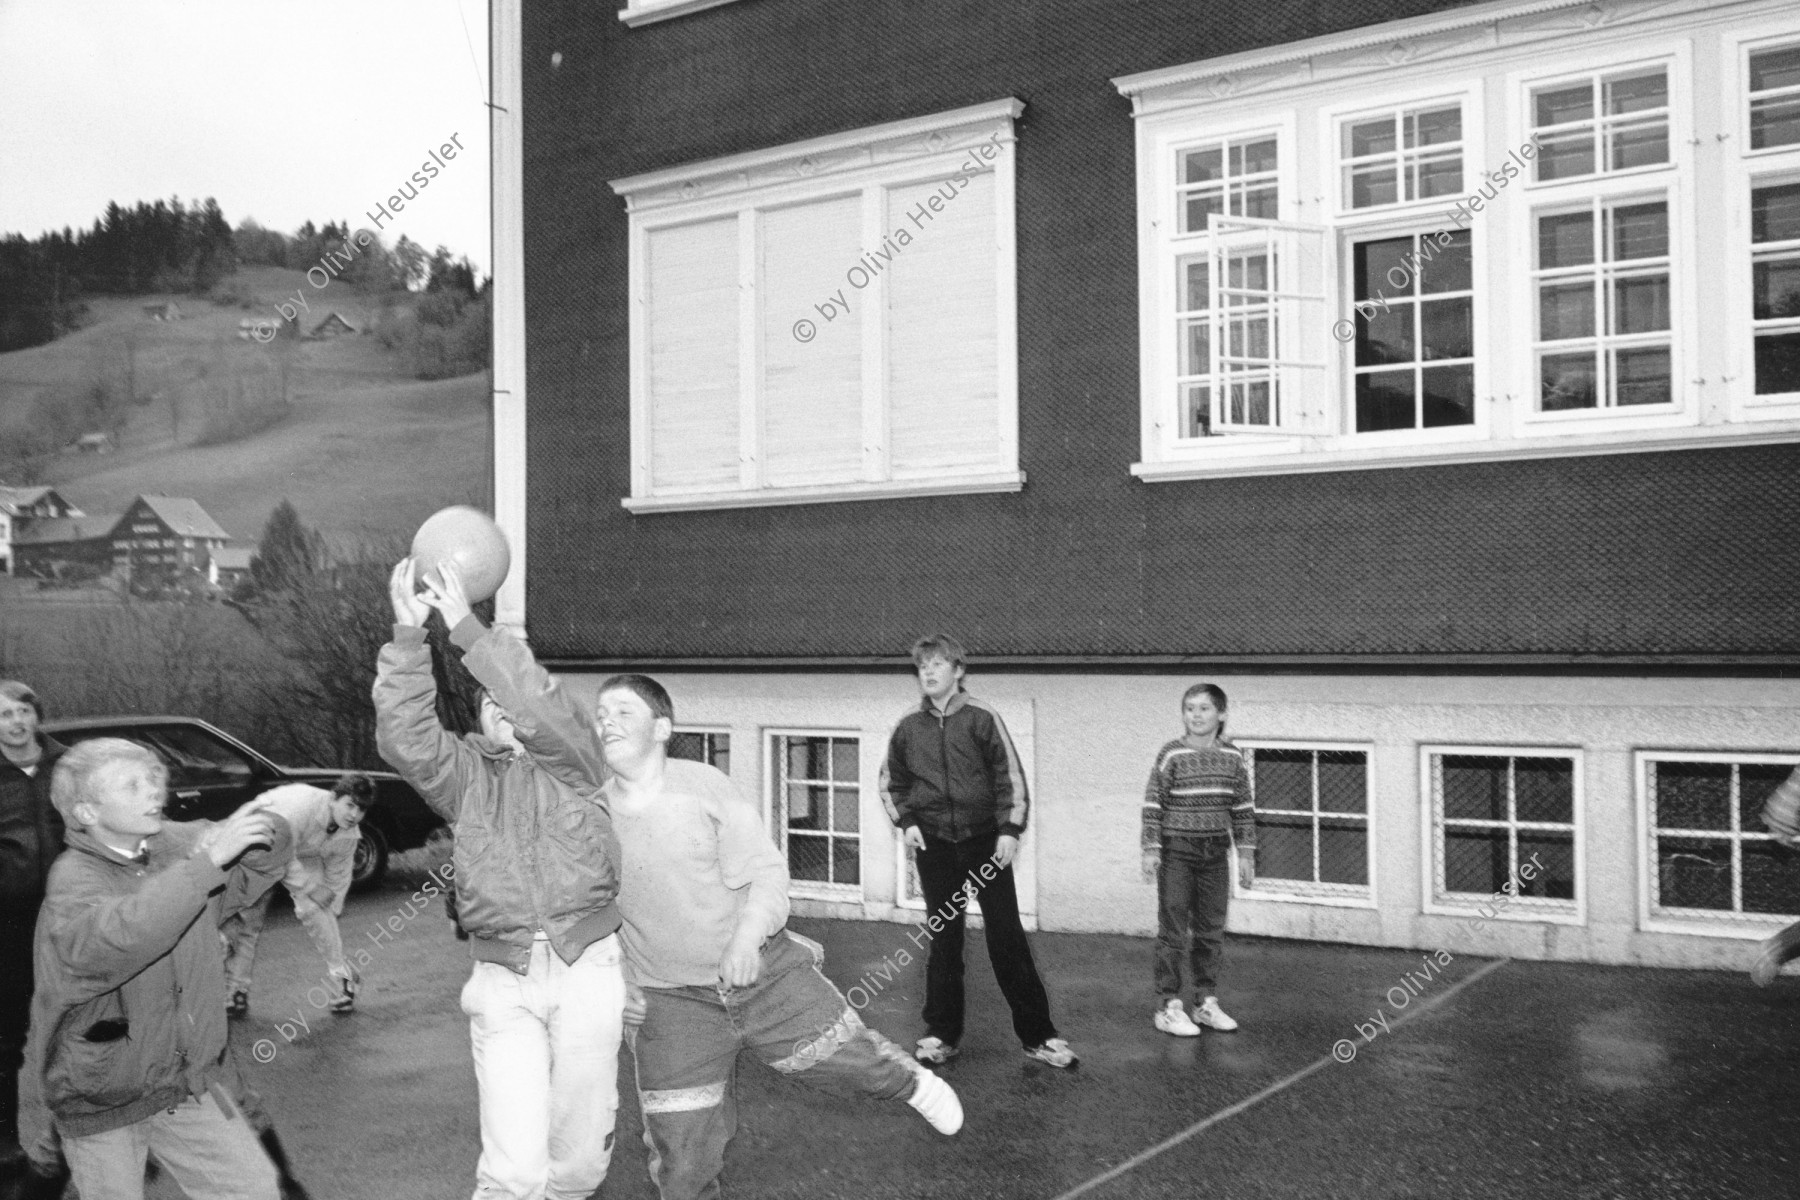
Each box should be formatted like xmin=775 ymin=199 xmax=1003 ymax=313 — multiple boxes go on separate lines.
xmin=0 ymin=0 xmax=492 ymax=274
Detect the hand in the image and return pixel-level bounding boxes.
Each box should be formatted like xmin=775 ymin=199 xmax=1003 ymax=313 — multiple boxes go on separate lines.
xmin=624 ymin=982 xmax=647 ymax=1028
xmin=389 ymin=559 xmax=430 ymax=627
xmin=201 ymin=800 xmax=278 ymax=869
xmin=1237 ymin=847 xmax=1256 ymax=891
xmin=993 ymin=834 xmax=1019 ymax=869
xmin=903 ymin=825 xmax=925 ymax=851
xmin=418 ymin=562 xmax=474 ymax=631
xmin=718 ymin=930 xmax=763 ymax=989
xmin=1141 ymin=852 xmax=1160 ymax=885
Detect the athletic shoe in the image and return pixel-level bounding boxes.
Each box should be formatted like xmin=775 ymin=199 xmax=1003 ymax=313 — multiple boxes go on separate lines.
xmin=1194 ymin=996 xmax=1239 ymax=1031
xmin=327 ymin=978 xmax=355 ymax=1014
xmin=904 ymin=1066 xmax=964 ymax=1135
xmin=914 ymin=1036 xmax=959 ymax=1065
xmin=226 ymin=990 xmax=248 ymax=1019
xmin=1153 ymin=998 xmax=1201 ymax=1037
xmin=1023 ymin=1037 xmax=1079 ymax=1068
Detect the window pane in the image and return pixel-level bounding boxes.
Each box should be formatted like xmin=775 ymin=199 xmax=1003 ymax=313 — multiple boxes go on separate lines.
xmin=1240 ymin=138 xmax=1278 ymax=174
xmin=1657 ymin=836 xmax=1732 ymax=909
xmin=1752 ymin=259 xmax=1800 ymax=319
xmin=788 ymin=783 xmax=828 ymax=828
xmin=1414 ymin=154 xmax=1462 ymax=200
xmin=833 ymin=838 xmax=860 ymax=886
xmin=1256 ymin=815 xmax=1315 ymax=881
xmin=1181 ymin=319 xmax=1210 ymax=376
xmin=1318 ymin=820 xmax=1369 ymax=885
xmin=1655 ymin=761 xmax=1731 ymax=830
xmin=1421 ymin=298 xmax=1473 ymax=359
xmin=1517 ymin=834 xmax=1577 ymax=900
xmin=1182 ymin=260 xmax=1210 ymax=312
xmin=789 ymin=835 xmax=830 ymax=882
xmin=1742 ymin=841 xmax=1800 ymax=916
xmin=831 ymin=739 xmax=858 ymax=783
xmin=1317 ymin=752 xmax=1367 ymax=814
xmin=1750 ymin=46 xmax=1800 ymax=93
xmin=1754 ymin=331 xmax=1800 ymax=394
xmin=1751 ymin=183 xmax=1800 ymax=244
xmin=1358 ymin=301 xmax=1415 ymax=366
xmin=1541 ymin=352 xmax=1597 ymax=410
xmin=831 ymin=787 xmax=859 ymax=833
xmin=1185 ymin=192 xmax=1222 ymax=234
xmin=1445 ymin=827 xmax=1510 ymax=894
xmin=1357 ymin=237 xmax=1412 ymax=296
xmin=1752 ymin=96 xmax=1800 ymax=151
xmin=1411 ymin=106 xmax=1461 ymax=147
xmin=1613 ymin=275 xmax=1670 ymax=333
xmin=1536 ymin=132 xmax=1594 ymax=181
xmin=1418 ymin=231 xmax=1472 ymax=294
xmin=1539 ymin=212 xmax=1594 ymax=269
xmin=1611 ymin=203 xmax=1668 ymax=261
xmin=1350 ymin=164 xmax=1398 ymax=209
xmin=1442 ymin=755 xmax=1508 ymax=821
xmin=1611 ymin=124 xmax=1668 ymax=170
xmin=787 ymin=736 xmax=824 ymax=779
xmin=1741 ymin=764 xmax=1794 ymax=828
xmin=1536 ymin=83 xmax=1592 ymax=127
xmin=1347 ymin=117 xmax=1396 ymax=157
xmin=1254 ymin=749 xmax=1314 ymax=811
xmin=1226 ymin=378 xmax=1272 ymax=425
xmin=1605 ymin=71 xmax=1666 ymax=115
xmin=1514 ymin=758 xmax=1574 ymax=824
xmin=1183 ymin=147 xmax=1222 ymax=183
xmin=1421 ymin=365 xmax=1475 ymax=427
xmin=1183 ymin=384 xmax=1212 ymax=436
xmin=1242 ymin=184 xmax=1279 ymax=220
xmin=668 ymin=732 xmax=706 ymax=762
xmin=1540 ymin=282 xmax=1596 ymax=340
xmin=1613 ymin=347 xmax=1671 ymax=406
xmin=1355 ymin=371 xmax=1415 ymax=431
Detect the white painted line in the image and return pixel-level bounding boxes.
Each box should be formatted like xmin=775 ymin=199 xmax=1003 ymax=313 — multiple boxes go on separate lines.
xmin=1048 ymin=957 xmax=1512 ymax=1200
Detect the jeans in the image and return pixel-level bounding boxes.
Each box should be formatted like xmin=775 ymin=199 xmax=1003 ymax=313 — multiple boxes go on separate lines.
xmin=631 ymin=930 xmax=918 ymax=1200
xmin=62 ymin=1093 xmax=277 ymax=1200
xmin=913 ymin=830 xmax=1057 ymax=1048
xmin=462 ymin=932 xmax=626 ymax=1200
xmin=1154 ymin=836 xmax=1233 ymax=1004
xmin=222 ymin=885 xmax=352 ymax=995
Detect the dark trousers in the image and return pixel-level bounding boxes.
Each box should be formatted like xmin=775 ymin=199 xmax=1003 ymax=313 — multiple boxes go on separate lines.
xmin=1154 ymin=836 xmax=1232 ymax=1004
xmin=1 ymin=922 xmax=35 ymax=1152
xmin=913 ymin=830 xmax=1056 ymax=1048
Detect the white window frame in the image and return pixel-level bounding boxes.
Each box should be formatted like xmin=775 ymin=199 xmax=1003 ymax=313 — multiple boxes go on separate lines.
xmin=668 ymin=725 xmax=731 ymax=774
xmin=1335 ymin=97 xmax=1470 ymax=216
xmin=1231 ymin=739 xmax=1377 ymax=910
xmin=610 ymin=99 xmax=1024 ymax=513
xmin=765 ymin=729 xmax=864 ymax=902
xmin=1525 ymin=63 xmax=1675 ymax=185
xmin=1118 ymin=0 xmax=1800 ymax=484
xmin=617 ymin=0 xmax=744 ymax=28
xmin=1420 ymin=744 xmax=1586 ymax=927
xmin=1728 ymin=24 xmax=1800 ymax=421
xmin=1635 ymin=749 xmax=1800 ymax=938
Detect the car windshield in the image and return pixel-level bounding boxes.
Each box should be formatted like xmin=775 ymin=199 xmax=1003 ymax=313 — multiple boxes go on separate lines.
xmin=63 ymin=725 xmax=255 ymax=787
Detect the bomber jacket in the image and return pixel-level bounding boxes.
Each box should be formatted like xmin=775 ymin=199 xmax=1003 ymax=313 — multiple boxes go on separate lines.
xmin=0 ymin=733 xmax=66 ymax=932
xmin=373 ymin=623 xmax=621 ymax=975
xmin=880 ymin=689 xmax=1030 ymax=845
xmin=27 ymin=817 xmax=294 ymax=1137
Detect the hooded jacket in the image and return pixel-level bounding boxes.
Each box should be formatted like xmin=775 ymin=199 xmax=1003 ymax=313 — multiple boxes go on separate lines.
xmin=0 ymin=733 xmax=67 ymax=931
xmin=373 ymin=624 xmax=621 ymax=975
xmin=27 ymin=817 xmax=293 ymax=1137
xmin=880 ymin=689 xmax=1030 ymax=845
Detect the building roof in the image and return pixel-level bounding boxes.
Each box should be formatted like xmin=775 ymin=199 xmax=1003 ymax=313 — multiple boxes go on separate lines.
xmin=0 ymin=485 xmax=77 ymax=517
xmin=136 ymin=496 xmax=231 ymax=541
xmin=13 ymin=514 xmax=122 ymax=545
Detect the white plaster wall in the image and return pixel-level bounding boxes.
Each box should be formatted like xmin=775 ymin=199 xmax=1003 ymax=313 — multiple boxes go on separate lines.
xmin=550 ymin=668 xmax=1800 ymax=970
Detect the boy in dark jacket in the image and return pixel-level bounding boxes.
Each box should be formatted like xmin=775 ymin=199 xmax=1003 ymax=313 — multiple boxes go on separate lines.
xmin=879 ymin=634 xmax=1076 ymax=1069
xmin=374 ymin=558 xmax=626 ymax=1200
xmin=26 ymin=736 xmax=294 ymax=1200
xmin=0 ymin=680 xmax=64 ymax=1181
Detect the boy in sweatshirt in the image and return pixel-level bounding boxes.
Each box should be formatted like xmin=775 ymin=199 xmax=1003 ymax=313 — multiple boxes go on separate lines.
xmin=26 ymin=737 xmax=295 ymax=1200
xmin=374 ymin=559 xmax=626 ymax=1200
xmin=1141 ymin=682 xmax=1256 ymax=1037
xmin=416 ymin=565 xmax=961 ymax=1200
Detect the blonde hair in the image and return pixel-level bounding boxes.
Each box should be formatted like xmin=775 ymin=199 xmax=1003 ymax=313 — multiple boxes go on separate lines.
xmin=51 ymin=739 xmax=166 ymax=825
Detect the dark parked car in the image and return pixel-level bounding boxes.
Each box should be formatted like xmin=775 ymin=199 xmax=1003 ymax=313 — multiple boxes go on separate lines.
xmin=42 ymin=715 xmax=445 ymax=890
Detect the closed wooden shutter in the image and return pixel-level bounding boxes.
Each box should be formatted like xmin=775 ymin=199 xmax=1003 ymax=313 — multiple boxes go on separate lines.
xmin=648 ymin=217 xmax=739 ymax=494
xmin=886 ymin=172 xmax=999 ymax=475
xmin=759 ymin=194 xmax=865 ymax=488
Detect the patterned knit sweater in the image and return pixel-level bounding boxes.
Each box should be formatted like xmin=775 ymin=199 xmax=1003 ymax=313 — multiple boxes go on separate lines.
xmin=1141 ymin=737 xmax=1256 ymax=851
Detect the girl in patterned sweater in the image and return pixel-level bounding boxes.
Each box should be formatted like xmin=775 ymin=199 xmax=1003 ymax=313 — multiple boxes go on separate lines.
xmin=1140 ymin=683 xmax=1256 ymax=1036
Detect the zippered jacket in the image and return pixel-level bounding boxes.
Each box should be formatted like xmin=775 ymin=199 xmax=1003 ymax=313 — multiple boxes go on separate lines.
xmin=27 ymin=817 xmax=294 ymax=1137
xmin=880 ymin=690 xmax=1029 ymax=844
xmin=373 ymin=623 xmax=621 ymax=975
xmin=0 ymin=733 xmax=66 ymax=930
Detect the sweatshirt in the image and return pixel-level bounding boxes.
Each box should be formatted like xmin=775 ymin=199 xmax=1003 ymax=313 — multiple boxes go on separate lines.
xmin=1141 ymin=738 xmax=1256 ymax=852
xmin=259 ymin=783 xmax=359 ymax=914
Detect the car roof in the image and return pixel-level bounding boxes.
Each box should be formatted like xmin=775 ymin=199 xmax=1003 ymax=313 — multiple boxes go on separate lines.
xmin=43 ymin=715 xmax=227 ymax=731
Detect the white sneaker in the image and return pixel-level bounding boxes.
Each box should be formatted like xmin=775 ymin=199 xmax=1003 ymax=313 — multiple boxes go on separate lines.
xmin=1193 ymin=996 xmax=1239 ymax=1032
xmin=1153 ymin=998 xmax=1201 ymax=1037
xmin=1022 ymin=1037 xmax=1079 ymax=1068
xmin=914 ymin=1036 xmax=959 ymax=1065
xmin=905 ymin=1065 xmax=964 ymax=1135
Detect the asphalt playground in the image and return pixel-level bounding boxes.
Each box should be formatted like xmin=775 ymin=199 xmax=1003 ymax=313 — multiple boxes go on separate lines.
xmin=131 ymin=856 xmax=1800 ymax=1200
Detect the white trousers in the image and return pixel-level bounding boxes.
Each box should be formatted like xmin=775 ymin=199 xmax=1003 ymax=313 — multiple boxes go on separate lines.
xmin=222 ymin=885 xmax=351 ymax=994
xmin=62 ymin=1093 xmax=277 ymax=1200
xmin=462 ymin=933 xmax=625 ymax=1200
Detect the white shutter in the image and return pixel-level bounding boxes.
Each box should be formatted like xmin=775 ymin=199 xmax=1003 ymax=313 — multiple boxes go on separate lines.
xmin=886 ymin=173 xmax=999 ymax=475
xmin=759 ymin=194 xmax=864 ymax=488
xmin=648 ymin=218 xmax=740 ymax=493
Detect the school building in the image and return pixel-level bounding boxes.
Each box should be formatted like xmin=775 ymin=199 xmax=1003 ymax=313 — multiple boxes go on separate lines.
xmin=488 ymin=0 xmax=1800 ymax=969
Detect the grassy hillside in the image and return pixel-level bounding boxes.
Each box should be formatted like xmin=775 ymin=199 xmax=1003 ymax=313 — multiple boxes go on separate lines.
xmin=0 ymin=266 xmax=488 ymax=548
